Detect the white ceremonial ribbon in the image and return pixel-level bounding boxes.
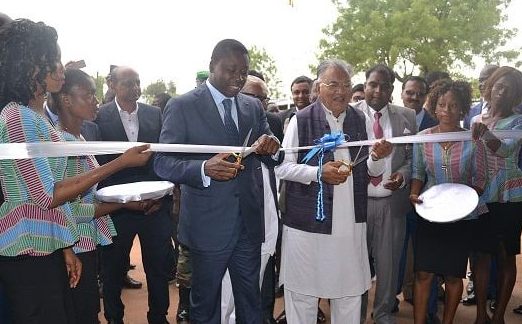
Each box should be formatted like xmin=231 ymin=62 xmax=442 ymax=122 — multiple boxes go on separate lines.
xmin=1 ymin=130 xmax=521 ymax=160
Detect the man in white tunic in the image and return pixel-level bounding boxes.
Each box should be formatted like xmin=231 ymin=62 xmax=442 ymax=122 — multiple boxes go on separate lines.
xmin=275 ymin=59 xmax=392 ymax=324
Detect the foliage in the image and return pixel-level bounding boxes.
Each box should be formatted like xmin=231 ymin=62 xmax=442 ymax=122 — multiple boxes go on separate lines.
xmin=142 ymin=80 xmax=177 ymax=104
xmin=248 ymin=46 xmax=283 ymax=99
xmin=319 ymin=0 xmax=517 ymax=81
xmin=449 ymin=72 xmax=481 ymax=100
xmin=93 ymin=73 xmax=106 ymax=102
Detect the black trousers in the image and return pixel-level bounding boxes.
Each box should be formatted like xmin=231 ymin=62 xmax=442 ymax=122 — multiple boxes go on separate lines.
xmin=0 ymin=250 xmax=74 ymax=324
xmin=101 ymin=200 xmax=174 ymax=324
xmin=261 ymin=256 xmax=276 ymax=320
xmin=71 ymin=250 xmax=100 ymax=324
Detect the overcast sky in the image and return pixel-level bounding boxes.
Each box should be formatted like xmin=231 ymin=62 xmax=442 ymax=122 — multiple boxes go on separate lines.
xmin=3 ymin=0 xmax=522 ymax=99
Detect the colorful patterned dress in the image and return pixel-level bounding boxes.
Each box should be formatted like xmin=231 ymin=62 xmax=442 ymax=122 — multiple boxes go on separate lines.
xmin=472 ymin=114 xmax=522 ymax=255
xmin=60 ymin=129 xmax=116 ymax=254
xmin=411 ymin=127 xmax=488 ymax=277
xmin=474 ymin=114 xmax=522 ymax=203
xmin=412 ymin=128 xmax=488 ymax=219
xmin=0 ymin=102 xmax=78 ymax=256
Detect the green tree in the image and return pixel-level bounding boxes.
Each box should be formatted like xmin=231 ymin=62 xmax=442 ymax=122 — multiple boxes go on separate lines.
xmin=319 ymin=0 xmax=517 ymax=81
xmin=93 ymin=73 xmax=106 ymax=102
xmin=142 ymin=79 xmax=177 ymax=104
xmin=449 ymin=72 xmax=481 ymax=100
xmin=248 ymin=46 xmax=283 ymax=99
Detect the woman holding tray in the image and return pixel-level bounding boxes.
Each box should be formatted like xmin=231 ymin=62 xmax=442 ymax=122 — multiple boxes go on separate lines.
xmin=51 ymin=68 xmax=161 ymax=324
xmin=409 ymin=79 xmax=488 ymax=324
xmin=0 ymin=19 xmax=151 ymax=323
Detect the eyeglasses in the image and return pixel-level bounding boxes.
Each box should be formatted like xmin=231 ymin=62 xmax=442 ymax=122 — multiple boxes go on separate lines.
xmin=351 ymin=95 xmax=365 ymax=102
xmin=242 ymin=92 xmax=270 ymax=103
xmin=404 ymin=90 xmax=426 ymax=97
xmin=320 ymin=81 xmax=352 ymax=90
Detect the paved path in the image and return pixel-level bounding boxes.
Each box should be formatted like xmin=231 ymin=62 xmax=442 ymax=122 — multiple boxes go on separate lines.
xmin=99 ymin=238 xmax=522 ymax=323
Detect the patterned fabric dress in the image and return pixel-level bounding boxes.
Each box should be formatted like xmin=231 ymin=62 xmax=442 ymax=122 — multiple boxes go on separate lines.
xmin=0 ymin=102 xmax=78 ymax=256
xmin=412 ymin=127 xmax=488 ymax=219
xmin=411 ymin=127 xmax=489 ymax=277
xmin=474 ymin=114 xmax=522 ymax=203
xmin=60 ymin=129 xmax=116 ymax=254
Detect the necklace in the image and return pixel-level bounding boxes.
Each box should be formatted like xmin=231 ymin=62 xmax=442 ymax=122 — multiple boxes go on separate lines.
xmin=441 ymin=146 xmax=450 ymax=179
xmin=436 ymin=126 xmax=456 ymax=151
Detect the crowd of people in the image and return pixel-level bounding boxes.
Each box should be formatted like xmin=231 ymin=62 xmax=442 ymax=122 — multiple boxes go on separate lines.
xmin=1 ymin=15 xmax=522 ymax=324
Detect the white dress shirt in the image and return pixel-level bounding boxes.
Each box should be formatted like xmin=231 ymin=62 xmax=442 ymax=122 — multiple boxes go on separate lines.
xmin=115 ymin=98 xmax=139 ymax=142
xmin=359 ymin=104 xmax=393 ymax=198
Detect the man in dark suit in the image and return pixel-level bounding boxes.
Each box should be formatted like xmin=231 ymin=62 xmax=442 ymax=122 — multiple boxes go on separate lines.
xmin=154 ymin=39 xmax=281 ymax=324
xmin=463 ymin=65 xmax=499 ymax=129
xmin=278 ymin=76 xmax=313 ymax=131
xmin=401 ymin=76 xmax=438 ymax=132
xmin=95 ymin=66 xmax=173 ymax=324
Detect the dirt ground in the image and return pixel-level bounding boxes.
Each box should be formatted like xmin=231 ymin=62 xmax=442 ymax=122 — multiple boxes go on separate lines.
xmin=99 ymin=238 xmax=522 ymax=323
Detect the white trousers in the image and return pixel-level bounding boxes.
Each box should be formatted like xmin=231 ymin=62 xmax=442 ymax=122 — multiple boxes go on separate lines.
xmin=221 ymin=253 xmax=271 ymax=324
xmin=284 ymin=288 xmax=362 ymax=324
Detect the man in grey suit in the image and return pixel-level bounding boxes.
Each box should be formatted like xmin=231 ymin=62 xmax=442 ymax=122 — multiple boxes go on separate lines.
xmin=95 ymin=66 xmax=173 ymax=324
xmin=354 ymin=64 xmax=417 ymax=324
xmin=154 ymin=39 xmax=281 ymax=324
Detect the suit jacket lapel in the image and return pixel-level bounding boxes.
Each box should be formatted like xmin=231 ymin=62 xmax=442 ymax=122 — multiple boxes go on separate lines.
xmin=388 ymin=105 xmax=403 ymax=137
xmin=137 ymin=104 xmax=151 ymax=142
xmin=197 ymin=85 xmax=229 ymax=139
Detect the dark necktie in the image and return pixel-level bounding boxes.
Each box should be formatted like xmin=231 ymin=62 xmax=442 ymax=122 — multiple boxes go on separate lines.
xmin=370 ymin=111 xmax=384 ymax=186
xmin=373 ymin=111 xmax=383 ymax=139
xmin=222 ymin=98 xmax=239 ymax=145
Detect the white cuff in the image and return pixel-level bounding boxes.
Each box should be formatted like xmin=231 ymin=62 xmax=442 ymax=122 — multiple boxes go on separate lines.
xmin=201 ymin=160 xmax=211 ymax=187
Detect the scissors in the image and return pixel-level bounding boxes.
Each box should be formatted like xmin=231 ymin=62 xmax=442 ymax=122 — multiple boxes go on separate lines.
xmin=232 ymin=128 xmax=252 ymax=176
xmin=338 ymin=145 xmax=366 ymax=176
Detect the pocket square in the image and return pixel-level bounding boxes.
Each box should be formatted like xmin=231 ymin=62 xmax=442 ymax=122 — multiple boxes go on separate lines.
xmin=403 ymin=128 xmax=412 ymax=135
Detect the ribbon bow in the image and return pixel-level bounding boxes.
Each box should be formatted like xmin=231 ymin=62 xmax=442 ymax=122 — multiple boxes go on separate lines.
xmin=301 ymin=131 xmax=346 ymax=164
xmin=301 ymin=131 xmax=347 ymax=222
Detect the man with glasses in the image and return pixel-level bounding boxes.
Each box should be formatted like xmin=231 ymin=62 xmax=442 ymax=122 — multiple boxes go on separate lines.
xmin=397 ymin=76 xmax=440 ymax=321
xmin=401 ymin=76 xmax=437 ymax=132
xmin=353 ymin=64 xmax=416 ymax=324
xmin=275 ymin=59 xmax=392 ymax=323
